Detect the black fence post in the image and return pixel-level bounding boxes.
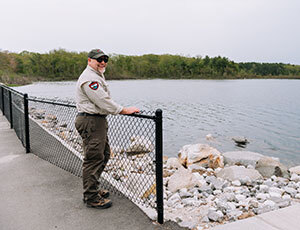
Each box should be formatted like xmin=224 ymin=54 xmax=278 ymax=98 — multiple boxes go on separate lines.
xmin=24 ymin=93 xmax=30 ymax=153
xmin=1 ymin=86 xmax=5 ymax=116
xmin=155 ymin=109 xmax=164 ymax=224
xmin=9 ymin=91 xmax=13 ymax=129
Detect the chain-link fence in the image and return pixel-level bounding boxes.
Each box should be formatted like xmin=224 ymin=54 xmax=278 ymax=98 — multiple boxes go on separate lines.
xmin=0 ymin=84 xmax=163 ymax=224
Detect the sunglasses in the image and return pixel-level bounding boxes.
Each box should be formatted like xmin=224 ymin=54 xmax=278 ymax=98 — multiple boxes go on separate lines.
xmin=96 ymin=56 xmax=109 ymax=63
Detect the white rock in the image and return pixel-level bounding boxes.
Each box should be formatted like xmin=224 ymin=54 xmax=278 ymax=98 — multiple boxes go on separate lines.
xmin=240 ymin=176 xmax=252 ymax=185
xmin=168 ymin=167 xmax=202 ymax=192
xmin=168 ymin=193 xmax=181 ymax=202
xmin=223 ymin=151 xmax=264 ymax=167
xmin=223 ymin=186 xmax=236 ymax=193
xmin=247 ymin=165 xmax=255 ymax=169
xmin=227 ymin=202 xmax=237 ymax=211
xmin=142 ymin=206 xmax=157 ymax=220
xmin=289 ymin=166 xmax=300 ymax=175
xmin=290 ymin=173 xmax=300 ymax=182
xmin=284 ymin=187 xmax=297 ymax=197
xmin=259 ymin=185 xmax=269 ymax=193
xmin=179 ymin=188 xmax=192 ymax=198
xmin=178 ymin=144 xmax=224 ymax=169
xmin=182 ymin=197 xmax=197 ymax=206
xmin=235 ymin=194 xmax=246 ymax=202
xmin=215 ymin=167 xmax=222 ymax=174
xmin=232 ymin=180 xmax=241 ymax=186
xmin=213 ymin=190 xmax=222 ymax=195
xmin=227 ymin=210 xmax=243 ymax=221
xmin=219 ymin=193 xmax=236 ymax=202
xmin=179 ymin=221 xmax=197 ymax=229
xmin=256 ymin=193 xmax=270 ymax=201
xmin=192 ymin=172 xmax=204 ymax=181
xmin=295 ymin=194 xmax=300 ymax=199
xmin=269 ymin=192 xmax=282 ymax=202
xmin=208 ymin=210 xmax=224 ymax=222
xmin=188 ymin=164 xmax=206 ymax=173
xmin=277 ymin=200 xmax=291 ymax=208
xmin=166 ymin=157 xmax=183 ymax=169
xmin=282 ymin=194 xmax=291 ymax=200
xmin=271 ymin=175 xmax=277 ymax=181
xmin=249 ymin=199 xmax=259 ymax=208
xmin=209 ymin=177 xmax=225 ymax=190
xmin=269 ymin=187 xmax=283 ymax=195
xmin=216 ymin=165 xmax=262 ymax=182
xmin=256 ymin=156 xmax=289 ymax=178
xmin=264 ymin=200 xmax=276 ymax=208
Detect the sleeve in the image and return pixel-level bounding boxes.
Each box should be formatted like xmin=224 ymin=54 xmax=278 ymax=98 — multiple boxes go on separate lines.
xmin=82 ymin=81 xmax=123 ymax=115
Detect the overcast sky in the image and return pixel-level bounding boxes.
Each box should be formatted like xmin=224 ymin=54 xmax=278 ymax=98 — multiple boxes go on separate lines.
xmin=1 ymin=0 xmax=299 ymax=64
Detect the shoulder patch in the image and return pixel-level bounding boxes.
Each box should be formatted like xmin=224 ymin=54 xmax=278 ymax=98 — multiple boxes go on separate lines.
xmin=89 ymin=81 xmax=99 ymax=90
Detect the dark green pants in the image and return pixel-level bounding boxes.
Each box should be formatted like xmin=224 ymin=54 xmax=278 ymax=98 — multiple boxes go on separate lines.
xmin=75 ymin=115 xmax=110 ymax=201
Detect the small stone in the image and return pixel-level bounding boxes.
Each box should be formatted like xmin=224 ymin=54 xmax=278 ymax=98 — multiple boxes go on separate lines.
xmin=289 ymin=166 xmax=300 ymax=175
xmin=290 ymin=173 xmax=300 ymax=182
xmin=227 ymin=210 xmax=243 ymax=221
xmin=264 ymin=200 xmax=276 ymax=207
xmin=213 ymin=190 xmax=222 ymax=195
xmin=201 ymin=216 xmax=210 ymax=223
xmin=269 ymin=187 xmax=283 ymax=195
xmin=182 ymin=197 xmax=197 ymax=206
xmin=284 ymin=187 xmax=297 ymax=197
xmin=232 ymin=180 xmax=241 ymax=186
xmin=179 ymin=188 xmax=193 ymax=198
xmin=271 ymin=175 xmax=277 ymax=181
xmin=249 ymin=199 xmax=259 ymax=208
xmin=295 ymin=194 xmax=300 ymax=199
xmin=257 ymin=193 xmax=270 ymax=201
xmin=235 ymin=194 xmax=246 ymax=202
xmin=259 ymin=184 xmax=269 ymax=193
xmin=282 ymin=194 xmax=291 ymax=200
xmin=208 ymin=210 xmax=224 ymax=222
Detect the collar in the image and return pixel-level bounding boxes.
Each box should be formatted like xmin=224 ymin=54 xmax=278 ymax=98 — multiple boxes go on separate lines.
xmin=87 ymin=65 xmax=105 ymax=78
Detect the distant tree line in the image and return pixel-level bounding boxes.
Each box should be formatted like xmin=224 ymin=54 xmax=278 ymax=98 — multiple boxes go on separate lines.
xmin=1 ymin=49 xmax=299 ymax=85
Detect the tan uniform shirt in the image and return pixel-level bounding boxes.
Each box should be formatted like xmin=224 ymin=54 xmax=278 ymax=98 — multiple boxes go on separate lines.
xmin=75 ymin=65 xmax=123 ymax=115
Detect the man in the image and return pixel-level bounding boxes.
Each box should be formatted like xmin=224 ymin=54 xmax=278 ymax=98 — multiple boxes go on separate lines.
xmin=75 ymin=49 xmax=139 ymax=209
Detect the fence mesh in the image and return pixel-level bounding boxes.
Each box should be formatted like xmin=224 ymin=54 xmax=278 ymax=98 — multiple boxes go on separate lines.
xmin=27 ymin=97 xmax=157 ymax=207
xmin=12 ymin=92 xmax=26 ymax=145
xmin=3 ymin=87 xmax=10 ymax=123
xmin=1 ymin=86 xmax=26 ymax=146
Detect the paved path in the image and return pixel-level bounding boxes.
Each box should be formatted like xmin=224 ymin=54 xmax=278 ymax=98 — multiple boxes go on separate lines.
xmin=0 ymin=115 xmax=183 ymax=230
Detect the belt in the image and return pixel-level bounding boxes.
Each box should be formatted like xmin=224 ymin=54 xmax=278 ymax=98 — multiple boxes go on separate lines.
xmin=77 ymin=112 xmax=106 ymax=117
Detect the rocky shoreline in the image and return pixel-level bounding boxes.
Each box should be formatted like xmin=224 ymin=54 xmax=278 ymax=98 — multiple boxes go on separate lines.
xmin=29 ymin=108 xmax=300 ymax=230
xmin=162 ymin=144 xmax=300 ymax=229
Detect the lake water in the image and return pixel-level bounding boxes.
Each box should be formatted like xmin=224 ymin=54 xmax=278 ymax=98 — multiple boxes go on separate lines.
xmin=14 ymin=79 xmax=300 ymax=166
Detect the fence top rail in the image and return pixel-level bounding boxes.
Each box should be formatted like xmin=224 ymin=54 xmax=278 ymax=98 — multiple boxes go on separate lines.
xmin=0 ymin=84 xmax=24 ymax=96
xmin=28 ymin=96 xmax=157 ymax=120
xmin=28 ymin=96 xmax=76 ymax=108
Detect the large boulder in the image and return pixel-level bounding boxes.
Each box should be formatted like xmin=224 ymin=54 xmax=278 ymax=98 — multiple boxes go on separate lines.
xmin=216 ymin=165 xmax=262 ymax=182
xmin=178 ymin=144 xmax=224 ymax=169
xmin=255 ymin=156 xmax=289 ymax=178
xmin=289 ymin=166 xmax=300 ymax=175
xmin=168 ymin=167 xmax=203 ymax=192
xmin=223 ymin=151 xmax=264 ymax=167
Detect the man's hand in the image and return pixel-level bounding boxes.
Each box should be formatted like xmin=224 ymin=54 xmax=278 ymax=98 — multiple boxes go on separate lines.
xmin=120 ymin=107 xmax=140 ymax=114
